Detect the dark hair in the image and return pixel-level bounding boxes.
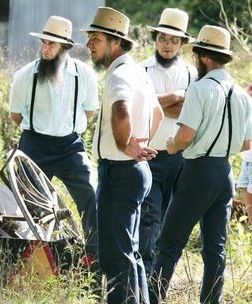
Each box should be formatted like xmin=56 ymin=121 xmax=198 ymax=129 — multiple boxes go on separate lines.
xmin=192 ymin=46 xmax=232 ymax=64
xmin=151 ymin=30 xmax=189 ymax=45
xmin=151 ymin=31 xmax=158 ymax=41
xmin=105 ymin=33 xmax=133 ymax=51
xmin=62 ymin=43 xmax=73 ymax=50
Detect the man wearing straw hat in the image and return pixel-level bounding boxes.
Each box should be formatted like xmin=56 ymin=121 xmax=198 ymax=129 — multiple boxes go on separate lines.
xmin=9 ymin=16 xmax=99 ymax=263
xmin=84 ymin=6 xmax=163 ymax=304
xmin=149 ymin=25 xmax=252 ymax=304
xmin=139 ymin=8 xmax=197 ymax=277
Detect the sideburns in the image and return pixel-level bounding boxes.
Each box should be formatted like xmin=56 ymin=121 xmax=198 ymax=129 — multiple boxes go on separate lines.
xmin=94 ymin=54 xmax=112 ymax=71
xmin=197 ymin=57 xmax=208 ymax=80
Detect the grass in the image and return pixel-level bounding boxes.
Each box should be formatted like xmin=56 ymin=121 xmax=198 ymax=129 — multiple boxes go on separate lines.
xmin=0 ymin=38 xmax=252 ymax=303
xmin=0 ymin=208 xmax=251 ymax=303
xmin=162 ymin=221 xmax=252 ymax=304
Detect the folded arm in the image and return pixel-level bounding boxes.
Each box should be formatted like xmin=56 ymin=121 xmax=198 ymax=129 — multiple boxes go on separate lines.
xmin=158 ymin=89 xmax=185 ymax=118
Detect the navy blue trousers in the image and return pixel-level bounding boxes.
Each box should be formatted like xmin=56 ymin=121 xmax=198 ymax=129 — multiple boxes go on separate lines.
xmin=149 ymin=157 xmax=233 ymax=304
xmin=139 ymin=151 xmax=183 ymax=276
xmin=97 ymin=159 xmax=152 ymax=304
xmin=19 ymin=130 xmax=97 ymax=256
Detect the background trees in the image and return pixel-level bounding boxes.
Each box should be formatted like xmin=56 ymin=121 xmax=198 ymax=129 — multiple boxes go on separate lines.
xmin=107 ymin=0 xmax=252 ymax=53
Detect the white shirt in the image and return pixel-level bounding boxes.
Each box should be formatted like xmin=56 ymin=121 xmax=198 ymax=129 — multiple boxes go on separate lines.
xmin=178 ymin=69 xmax=252 ymax=159
xmin=241 ymin=150 xmax=252 ymax=162
xmin=142 ymin=56 xmax=197 ymax=150
xmin=9 ymin=56 xmax=99 ymax=136
xmin=93 ymin=53 xmax=159 ymax=160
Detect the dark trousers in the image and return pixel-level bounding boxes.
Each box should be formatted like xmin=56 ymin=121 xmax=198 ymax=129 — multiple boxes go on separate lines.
xmin=139 ymin=151 xmax=183 ymax=276
xmin=149 ymin=157 xmax=233 ymax=304
xmin=19 ymin=130 xmax=97 ymax=256
xmin=97 ymin=159 xmax=152 ymax=304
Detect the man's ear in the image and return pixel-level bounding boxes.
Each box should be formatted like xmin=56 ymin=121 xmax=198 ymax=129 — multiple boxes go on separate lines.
xmin=110 ymin=38 xmax=121 ymax=52
xmin=200 ymin=55 xmax=208 ymax=64
xmin=112 ymin=38 xmax=121 ymax=46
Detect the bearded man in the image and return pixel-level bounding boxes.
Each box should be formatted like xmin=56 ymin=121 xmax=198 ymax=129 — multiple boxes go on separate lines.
xmin=149 ymin=25 xmax=252 ymax=304
xmin=9 ymin=16 xmax=99 ymax=262
xmin=139 ymin=8 xmax=197 ymax=277
xmin=84 ymin=6 xmax=163 ymax=304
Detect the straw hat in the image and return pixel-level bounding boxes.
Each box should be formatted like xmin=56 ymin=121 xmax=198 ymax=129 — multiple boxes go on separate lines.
xmin=82 ymin=7 xmax=134 ymax=44
xmin=29 ymin=15 xmax=75 ymax=45
xmin=188 ymin=25 xmax=233 ymax=57
xmin=147 ymin=8 xmax=192 ymax=40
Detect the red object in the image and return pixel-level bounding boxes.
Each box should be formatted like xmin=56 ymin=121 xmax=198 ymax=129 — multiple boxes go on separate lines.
xmin=80 ymin=254 xmax=95 ymax=267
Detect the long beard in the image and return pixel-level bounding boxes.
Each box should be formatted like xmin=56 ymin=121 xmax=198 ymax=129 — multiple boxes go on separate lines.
xmin=155 ymin=50 xmax=179 ymax=68
xmin=197 ymin=58 xmax=208 ymax=79
xmin=93 ymin=54 xmax=112 ymax=72
xmin=37 ymin=52 xmax=64 ymax=83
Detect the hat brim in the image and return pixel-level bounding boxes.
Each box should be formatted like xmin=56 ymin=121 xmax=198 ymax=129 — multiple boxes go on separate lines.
xmin=81 ymin=26 xmax=135 ymax=45
xmin=183 ymin=42 xmax=233 ymax=57
xmin=29 ymin=32 xmax=75 ymax=45
xmin=147 ymin=25 xmax=194 ymax=42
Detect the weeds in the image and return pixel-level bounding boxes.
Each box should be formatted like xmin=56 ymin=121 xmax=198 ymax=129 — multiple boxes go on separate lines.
xmin=0 ymin=43 xmax=251 ymax=303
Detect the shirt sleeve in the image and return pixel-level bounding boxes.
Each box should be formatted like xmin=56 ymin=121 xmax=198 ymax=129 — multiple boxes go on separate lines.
xmin=177 ymin=83 xmax=203 ymax=131
xmin=9 ymin=70 xmax=27 ymax=113
xmin=107 ymin=70 xmax=133 ymax=105
xmin=82 ymin=64 xmax=99 ymax=111
xmin=245 ymin=97 xmax=252 ymax=140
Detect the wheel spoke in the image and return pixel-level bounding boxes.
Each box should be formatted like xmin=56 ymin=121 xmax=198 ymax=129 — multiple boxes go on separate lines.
xmin=3 ymin=149 xmax=79 ymax=241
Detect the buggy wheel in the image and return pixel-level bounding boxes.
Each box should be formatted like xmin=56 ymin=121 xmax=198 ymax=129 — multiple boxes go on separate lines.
xmin=5 ymin=149 xmax=80 ymax=241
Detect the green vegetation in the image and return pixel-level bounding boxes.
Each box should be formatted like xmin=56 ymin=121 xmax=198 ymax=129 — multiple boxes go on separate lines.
xmin=106 ymin=0 xmax=252 ymax=49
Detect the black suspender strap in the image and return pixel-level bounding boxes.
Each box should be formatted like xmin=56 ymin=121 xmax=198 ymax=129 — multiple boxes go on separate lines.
xmin=73 ymin=62 xmax=78 ymax=132
xmin=226 ymin=86 xmax=234 ymax=156
xmin=186 ymin=65 xmax=191 ymax=87
xmin=29 ymin=60 xmax=78 ymax=133
xmin=205 ymin=77 xmax=234 ymax=157
xmin=144 ymin=65 xmax=154 ymax=146
xmin=29 ymin=72 xmax=38 ymax=132
xmin=97 ymin=101 xmax=103 ymax=160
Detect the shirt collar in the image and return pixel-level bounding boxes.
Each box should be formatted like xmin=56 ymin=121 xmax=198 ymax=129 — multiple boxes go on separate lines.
xmin=203 ymin=68 xmax=232 ymax=81
xmin=143 ymin=55 xmax=183 ymax=70
xmin=107 ymin=53 xmax=134 ymax=74
xmin=142 ymin=56 xmax=156 ymax=68
xmin=65 ymin=56 xmax=78 ymax=76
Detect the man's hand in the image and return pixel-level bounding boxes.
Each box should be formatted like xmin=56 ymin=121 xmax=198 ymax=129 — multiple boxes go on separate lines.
xmin=124 ymin=137 xmax=158 ymax=161
xmin=167 ymin=137 xmax=178 ymax=155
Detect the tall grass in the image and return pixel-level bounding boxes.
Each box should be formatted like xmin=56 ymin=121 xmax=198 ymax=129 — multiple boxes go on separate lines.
xmin=0 ymin=41 xmax=251 ymax=303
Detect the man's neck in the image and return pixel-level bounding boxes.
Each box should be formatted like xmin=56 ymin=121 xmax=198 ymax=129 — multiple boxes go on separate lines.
xmin=110 ymin=49 xmax=127 ymax=66
xmin=206 ymin=60 xmax=224 ymax=73
xmin=155 ymin=50 xmax=179 ymax=68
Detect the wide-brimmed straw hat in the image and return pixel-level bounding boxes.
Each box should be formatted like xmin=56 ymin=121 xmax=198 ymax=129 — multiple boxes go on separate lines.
xmin=147 ymin=8 xmax=193 ymax=40
xmin=82 ymin=7 xmax=134 ymax=44
xmin=187 ymin=25 xmax=233 ymax=57
xmin=29 ymin=15 xmax=75 ymax=45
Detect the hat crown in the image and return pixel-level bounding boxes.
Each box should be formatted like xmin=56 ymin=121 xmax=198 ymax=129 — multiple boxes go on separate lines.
xmin=159 ymin=8 xmax=189 ymax=32
xmin=43 ymin=15 xmax=72 ymax=39
xmin=91 ymin=7 xmax=129 ymax=36
xmin=196 ymin=25 xmax=230 ymax=50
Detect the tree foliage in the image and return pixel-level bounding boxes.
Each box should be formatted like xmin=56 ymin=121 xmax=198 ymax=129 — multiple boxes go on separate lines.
xmin=106 ymin=0 xmax=252 ymax=53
